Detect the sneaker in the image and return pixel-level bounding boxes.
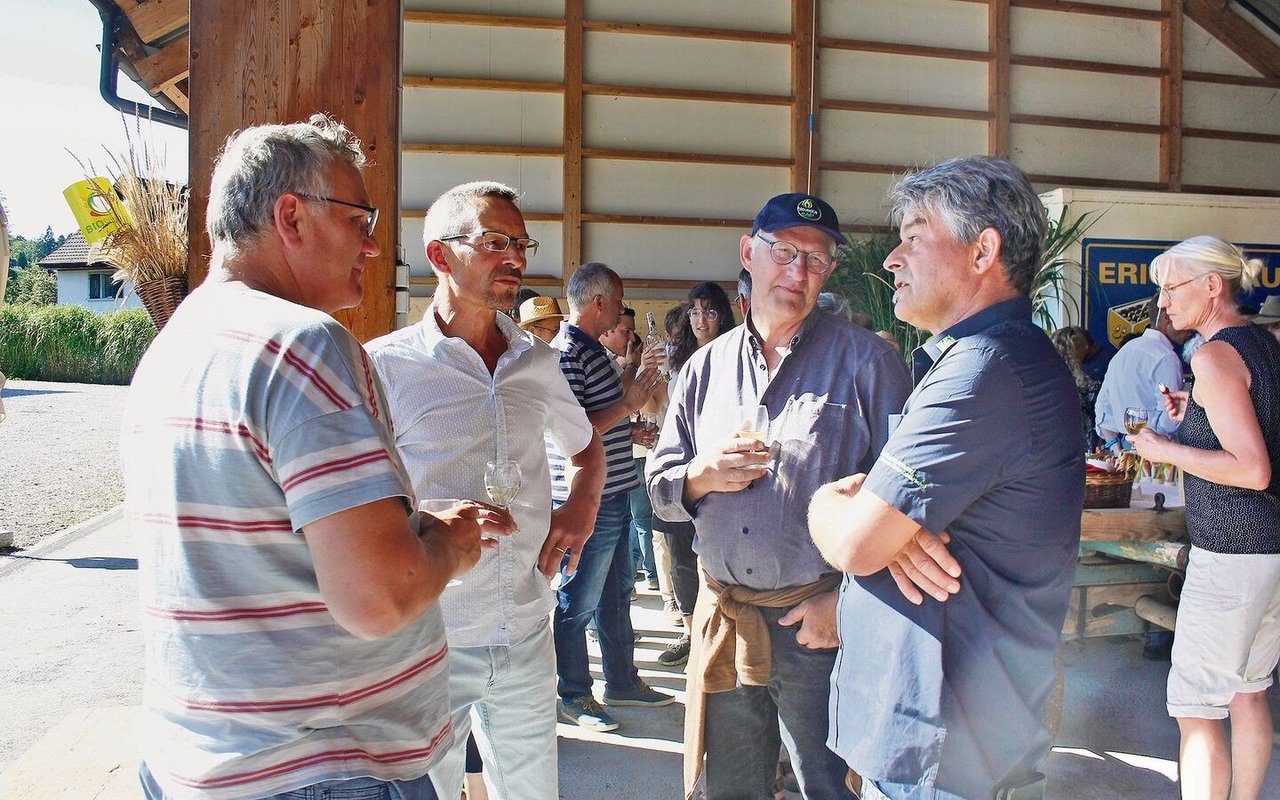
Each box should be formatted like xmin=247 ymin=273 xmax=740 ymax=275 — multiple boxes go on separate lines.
xmin=662 ymin=599 xmax=682 ymax=623
xmin=658 ymin=634 xmax=691 ymax=667
xmin=603 ymin=678 xmax=675 ymax=707
xmin=558 ymin=696 xmax=620 ymax=731
xmin=647 ymin=578 xmax=660 ymax=591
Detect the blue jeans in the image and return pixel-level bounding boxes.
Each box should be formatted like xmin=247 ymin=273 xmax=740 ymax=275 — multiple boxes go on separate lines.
xmin=703 ymin=605 xmax=854 ymax=800
xmin=140 ymin=762 xmax=439 ymax=799
xmin=553 ymin=490 xmax=638 ymax=702
xmin=862 ymin=778 xmax=969 ymax=800
xmin=629 ymin=458 xmax=657 ymax=578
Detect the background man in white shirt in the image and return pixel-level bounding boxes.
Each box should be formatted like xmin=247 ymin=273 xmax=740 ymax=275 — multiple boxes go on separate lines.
xmin=367 ymin=181 xmax=605 ymax=800
xmin=1095 ymin=297 xmax=1190 ymax=453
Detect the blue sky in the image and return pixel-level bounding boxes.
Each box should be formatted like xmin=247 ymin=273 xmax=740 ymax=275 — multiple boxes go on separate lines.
xmin=0 ymin=0 xmax=189 ymax=239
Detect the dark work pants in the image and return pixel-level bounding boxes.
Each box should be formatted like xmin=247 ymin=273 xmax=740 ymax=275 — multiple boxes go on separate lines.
xmin=664 ymin=518 xmax=700 ymax=617
xmin=703 ymin=606 xmax=855 ymax=800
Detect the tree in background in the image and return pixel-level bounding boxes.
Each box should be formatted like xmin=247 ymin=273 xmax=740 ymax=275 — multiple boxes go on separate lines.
xmin=8 ymin=267 xmax=57 ymax=306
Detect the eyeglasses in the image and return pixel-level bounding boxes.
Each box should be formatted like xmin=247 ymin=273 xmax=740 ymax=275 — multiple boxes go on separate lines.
xmin=297 ymin=194 xmax=378 ymax=237
xmin=753 ymin=233 xmax=835 ymax=275
xmin=1157 ymin=275 xmax=1204 ymax=298
xmin=688 ymin=308 xmax=720 ymax=321
xmin=440 ymin=230 xmax=540 ymax=258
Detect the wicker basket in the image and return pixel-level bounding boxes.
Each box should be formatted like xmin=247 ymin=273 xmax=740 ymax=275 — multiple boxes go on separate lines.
xmin=1084 ymin=470 xmax=1135 ymax=509
xmin=135 ymin=275 xmax=188 ymax=331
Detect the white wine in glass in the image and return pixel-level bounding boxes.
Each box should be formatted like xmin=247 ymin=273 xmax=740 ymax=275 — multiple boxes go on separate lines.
xmin=484 ymin=460 xmax=522 ymax=507
xmin=740 ymin=405 xmax=770 ymax=442
xmin=1123 ymin=407 xmax=1149 ymax=436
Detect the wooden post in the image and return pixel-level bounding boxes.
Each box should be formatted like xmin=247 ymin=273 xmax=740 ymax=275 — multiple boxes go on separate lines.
xmin=792 ymin=0 xmax=817 ymax=194
xmin=188 ymin=0 xmax=401 ymax=341
xmin=988 ymin=0 xmax=1012 ymax=159
xmin=1161 ymin=0 xmax=1184 ymax=191
xmin=563 ymin=0 xmax=585 ymax=290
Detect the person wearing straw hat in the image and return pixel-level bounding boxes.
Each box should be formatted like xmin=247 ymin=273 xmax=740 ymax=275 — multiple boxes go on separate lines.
xmin=519 ymin=295 xmax=566 ymax=344
xmin=1249 ymin=294 xmax=1280 ymax=342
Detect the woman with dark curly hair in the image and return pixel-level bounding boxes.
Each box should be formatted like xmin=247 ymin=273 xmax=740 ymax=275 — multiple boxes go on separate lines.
xmin=656 ymin=281 xmax=736 ymax=670
xmin=670 ymin=282 xmax=735 ymax=377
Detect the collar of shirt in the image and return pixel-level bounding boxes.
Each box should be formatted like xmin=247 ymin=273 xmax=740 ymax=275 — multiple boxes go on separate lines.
xmin=1139 ymin=326 xmax=1176 ymax=353
xmin=911 ymin=296 xmax=1032 ymax=383
xmin=743 ymin=310 xmax=822 ymax=366
xmin=418 ymin=305 xmax=535 ymax=362
xmin=561 ymin=322 xmax=607 ymax=355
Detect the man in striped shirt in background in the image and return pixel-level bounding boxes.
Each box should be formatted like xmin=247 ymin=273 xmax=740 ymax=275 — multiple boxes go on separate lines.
xmin=123 ymin=116 xmax=511 ymax=800
xmin=548 ymin=261 xmax=674 ymax=731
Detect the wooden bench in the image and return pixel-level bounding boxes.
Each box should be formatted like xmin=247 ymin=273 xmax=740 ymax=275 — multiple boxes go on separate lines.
xmin=0 ymin=706 xmax=142 ymax=799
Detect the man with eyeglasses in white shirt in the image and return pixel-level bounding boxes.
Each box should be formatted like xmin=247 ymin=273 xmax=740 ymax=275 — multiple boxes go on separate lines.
xmin=367 ymin=181 xmax=606 ymax=800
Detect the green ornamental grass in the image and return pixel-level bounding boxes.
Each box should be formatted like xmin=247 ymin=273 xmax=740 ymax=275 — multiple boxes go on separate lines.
xmin=0 ymin=304 xmax=155 ymax=385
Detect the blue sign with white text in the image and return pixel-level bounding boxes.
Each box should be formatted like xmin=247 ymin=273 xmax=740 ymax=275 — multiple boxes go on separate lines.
xmin=1082 ymin=238 xmax=1280 ymax=362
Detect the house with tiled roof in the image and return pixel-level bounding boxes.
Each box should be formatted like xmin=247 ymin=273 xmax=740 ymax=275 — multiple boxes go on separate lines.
xmin=38 ymin=232 xmax=143 ymax=313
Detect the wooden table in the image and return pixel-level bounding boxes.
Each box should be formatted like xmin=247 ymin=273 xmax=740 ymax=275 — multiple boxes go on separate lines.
xmin=1064 ymin=480 xmax=1188 ymax=640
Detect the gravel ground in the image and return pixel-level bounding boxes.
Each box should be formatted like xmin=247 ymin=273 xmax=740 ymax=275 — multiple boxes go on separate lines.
xmin=0 ymin=379 xmax=129 ymax=549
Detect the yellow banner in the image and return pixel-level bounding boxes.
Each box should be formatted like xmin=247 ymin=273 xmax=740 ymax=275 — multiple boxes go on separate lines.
xmin=63 ymin=178 xmax=133 ymax=244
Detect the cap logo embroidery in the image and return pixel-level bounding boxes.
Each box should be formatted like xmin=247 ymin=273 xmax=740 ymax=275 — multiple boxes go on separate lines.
xmin=796 ymin=198 xmax=821 ymax=221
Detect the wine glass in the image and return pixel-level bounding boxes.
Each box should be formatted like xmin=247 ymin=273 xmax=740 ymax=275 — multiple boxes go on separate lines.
xmin=1123 ymin=407 xmax=1149 ymax=493
xmin=484 ymin=459 xmax=522 ymax=508
xmin=740 ymin=404 xmax=770 ymax=443
xmin=1123 ymin=407 xmax=1149 ymax=437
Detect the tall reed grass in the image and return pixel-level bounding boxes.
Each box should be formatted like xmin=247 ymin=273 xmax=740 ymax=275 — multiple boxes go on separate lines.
xmin=0 ymin=304 xmax=155 ymax=385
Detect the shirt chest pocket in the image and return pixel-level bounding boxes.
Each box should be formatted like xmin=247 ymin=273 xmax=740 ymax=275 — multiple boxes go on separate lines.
xmin=774 ymin=398 xmax=850 ymax=478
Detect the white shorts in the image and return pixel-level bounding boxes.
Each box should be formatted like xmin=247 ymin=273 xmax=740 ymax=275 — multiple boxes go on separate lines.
xmin=1167 ymin=547 xmax=1280 ymax=719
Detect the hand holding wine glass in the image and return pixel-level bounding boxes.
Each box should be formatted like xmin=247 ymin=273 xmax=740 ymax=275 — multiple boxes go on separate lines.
xmin=1123 ymin=407 xmax=1149 ymax=436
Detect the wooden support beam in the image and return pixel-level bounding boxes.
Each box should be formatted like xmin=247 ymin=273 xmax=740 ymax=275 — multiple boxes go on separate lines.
xmin=403 ymin=11 xmax=564 ymax=30
xmin=792 ymin=0 xmax=818 ymax=193
xmin=133 ymin=33 xmax=189 ymax=95
xmin=819 ymin=37 xmax=990 ymax=63
xmin=563 ymin=0 xmax=584 ymax=289
xmin=583 ymin=19 xmax=792 ymax=44
xmin=1183 ymin=0 xmax=1280 ymax=79
xmin=1011 ymin=54 xmax=1166 ymax=78
xmin=1010 ymin=113 xmax=1163 ymax=134
xmin=189 ymin=0 xmax=401 ymax=341
xmin=404 ymin=76 xmax=563 ymax=93
xmin=116 ymin=0 xmax=188 ymax=44
xmin=1183 ymin=70 xmax=1280 ymax=88
xmin=823 ymin=98 xmax=991 ymax=121
xmin=402 ymin=143 xmax=564 ymax=157
xmin=1011 ymin=0 xmax=1167 ymax=21
xmin=582 ymin=83 xmax=792 ymax=106
xmin=1183 ymin=127 xmax=1280 ymax=145
xmin=583 ymin=148 xmax=793 ymax=168
xmin=1161 ymin=0 xmax=1184 ymax=190
xmin=581 ymin=213 xmax=753 ymax=228
xmin=990 ymin=0 xmax=1012 ymax=158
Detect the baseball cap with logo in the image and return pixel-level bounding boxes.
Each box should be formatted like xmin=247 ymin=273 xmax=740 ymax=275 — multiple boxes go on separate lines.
xmin=750 ymin=192 xmax=847 ymax=246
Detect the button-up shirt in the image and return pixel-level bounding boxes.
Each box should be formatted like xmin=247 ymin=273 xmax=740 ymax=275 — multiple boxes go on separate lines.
xmin=647 ymin=311 xmax=911 ymax=591
xmin=1094 ymin=327 xmax=1184 ymax=439
xmin=367 ymin=311 xmax=593 ymax=648
xmin=831 ymin=297 xmax=1084 ymax=799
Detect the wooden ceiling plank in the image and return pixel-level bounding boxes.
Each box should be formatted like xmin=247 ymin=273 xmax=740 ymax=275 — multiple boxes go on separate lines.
xmin=134 ymin=32 xmax=189 ymax=93
xmin=120 ymin=0 xmax=189 ymax=44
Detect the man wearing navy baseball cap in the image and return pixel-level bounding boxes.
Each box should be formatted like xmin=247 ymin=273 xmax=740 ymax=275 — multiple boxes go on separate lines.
xmin=648 ymin=192 xmax=912 ymax=799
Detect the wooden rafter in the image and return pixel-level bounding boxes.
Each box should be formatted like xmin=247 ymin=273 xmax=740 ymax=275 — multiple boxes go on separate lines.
xmin=1161 ymin=0 xmax=1184 ymax=190
xmin=563 ymin=0 xmax=584 ymax=286
xmin=792 ymin=0 xmax=818 ymax=193
xmin=989 ymin=0 xmax=1012 ymax=158
xmin=1183 ymin=0 xmax=1280 ymax=79
xmin=114 ymin=0 xmax=187 ymax=44
xmin=133 ymin=32 xmax=189 ymax=95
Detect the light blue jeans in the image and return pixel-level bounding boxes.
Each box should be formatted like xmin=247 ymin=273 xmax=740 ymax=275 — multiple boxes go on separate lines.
xmin=140 ymin=762 xmax=438 ymax=799
xmin=427 ymin=619 xmax=558 ymax=799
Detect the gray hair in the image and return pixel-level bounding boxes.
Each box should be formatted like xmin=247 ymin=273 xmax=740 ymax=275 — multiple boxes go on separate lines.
xmin=206 ymin=114 xmax=366 ymax=249
xmin=737 ymin=267 xmax=752 ymax=301
xmin=567 ymin=261 xmax=620 ymax=312
xmin=888 ymin=156 xmax=1047 ymax=295
xmin=422 ymin=180 xmax=521 ymax=249
xmin=1151 ymin=235 xmax=1263 ymax=297
xmin=816 ymin=291 xmax=853 ymax=322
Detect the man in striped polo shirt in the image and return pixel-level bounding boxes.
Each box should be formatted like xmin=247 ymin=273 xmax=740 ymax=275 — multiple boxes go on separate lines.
xmin=549 ymin=261 xmax=673 ymax=731
xmin=123 ymin=116 xmax=510 ymax=800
